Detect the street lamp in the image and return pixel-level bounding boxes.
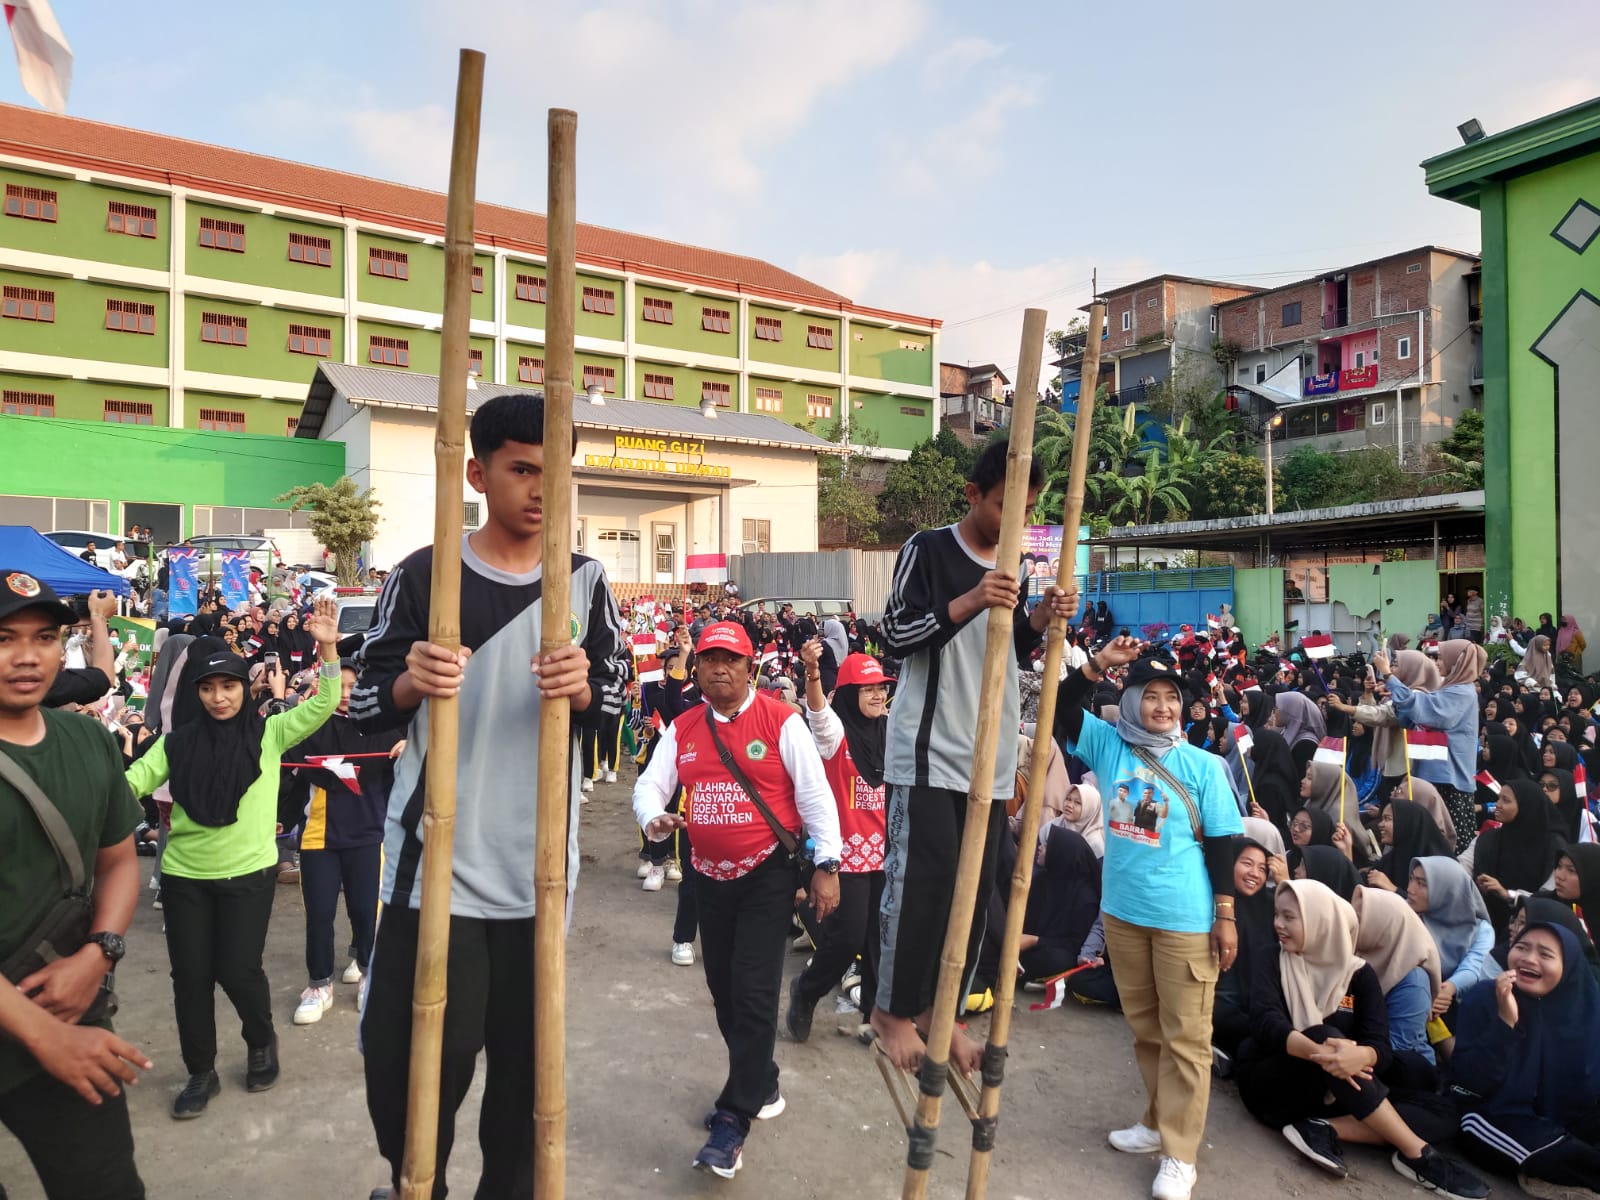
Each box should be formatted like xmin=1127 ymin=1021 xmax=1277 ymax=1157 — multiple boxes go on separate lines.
xmin=1264 ymin=412 xmax=1285 ymax=516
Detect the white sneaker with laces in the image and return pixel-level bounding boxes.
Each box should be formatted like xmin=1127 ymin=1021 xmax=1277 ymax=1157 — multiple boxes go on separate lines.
xmin=604 ymin=769 xmax=617 ymax=784
xmin=1151 ymin=1157 xmax=1196 ymax=1200
xmin=671 ymin=942 xmax=695 ymax=966
xmin=342 ymin=961 xmax=363 ymax=985
xmin=293 ymin=985 xmax=333 ymax=1025
xmin=642 ymin=864 xmax=666 ymax=892
xmin=665 ymin=862 xmax=683 ymax=882
xmin=1108 ymin=1122 xmax=1163 ymax=1154
xmin=580 ymin=778 xmax=594 ymax=794
xmin=637 ymin=861 xmax=653 ymax=879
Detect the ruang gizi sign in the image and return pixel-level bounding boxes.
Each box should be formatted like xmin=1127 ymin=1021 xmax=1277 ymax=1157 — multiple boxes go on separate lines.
xmin=583 ymin=434 xmax=732 ymax=480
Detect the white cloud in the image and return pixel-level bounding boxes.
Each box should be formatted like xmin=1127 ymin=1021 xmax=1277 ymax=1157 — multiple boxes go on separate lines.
xmin=889 ymin=77 xmax=1043 ymax=197
xmin=921 ymin=36 xmax=1006 ymax=88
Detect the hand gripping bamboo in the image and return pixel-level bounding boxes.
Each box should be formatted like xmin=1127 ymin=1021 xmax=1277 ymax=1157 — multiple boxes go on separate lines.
xmin=898 ymin=308 xmax=1048 ymax=1200
xmin=961 ymin=297 xmax=1106 ymax=1200
xmin=398 ymin=47 xmax=484 ymax=1200
xmin=534 ymin=107 xmax=578 ymax=1200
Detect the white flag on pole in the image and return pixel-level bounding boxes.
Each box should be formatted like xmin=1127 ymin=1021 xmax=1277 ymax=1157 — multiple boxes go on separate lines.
xmin=5 ymin=0 xmax=73 ymax=114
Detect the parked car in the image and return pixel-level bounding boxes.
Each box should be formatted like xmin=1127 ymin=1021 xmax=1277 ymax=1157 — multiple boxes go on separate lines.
xmin=333 ymin=592 xmax=379 ymax=635
xmin=737 ymin=597 xmax=854 ymax=618
xmin=41 ymin=529 xmax=116 ymax=570
xmin=186 ymin=534 xmax=281 ymax=578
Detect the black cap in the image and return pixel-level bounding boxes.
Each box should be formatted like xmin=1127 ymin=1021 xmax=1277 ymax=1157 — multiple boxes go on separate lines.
xmin=192 ymin=651 xmax=250 ymax=686
xmin=0 ymin=570 xmax=77 ymax=626
xmin=1124 ymin=648 xmax=1188 ymax=695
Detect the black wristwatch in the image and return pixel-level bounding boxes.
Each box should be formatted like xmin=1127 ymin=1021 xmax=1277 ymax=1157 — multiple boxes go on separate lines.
xmin=814 ymin=858 xmax=841 ymax=875
xmin=86 ymin=931 xmax=126 ymax=964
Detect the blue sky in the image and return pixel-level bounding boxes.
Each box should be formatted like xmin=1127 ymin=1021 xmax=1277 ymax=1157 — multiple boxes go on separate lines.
xmin=6 ymin=0 xmax=1598 ymax=369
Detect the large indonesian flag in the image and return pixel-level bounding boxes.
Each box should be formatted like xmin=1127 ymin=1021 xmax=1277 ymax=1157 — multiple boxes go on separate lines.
xmin=5 ymin=0 xmax=71 ymax=113
xmin=1301 ymin=633 xmax=1335 ymax=660
xmin=684 ymin=553 xmax=726 ymax=585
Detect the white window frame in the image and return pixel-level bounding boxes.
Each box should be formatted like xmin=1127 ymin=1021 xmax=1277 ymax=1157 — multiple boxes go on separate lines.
xmin=1370 ymin=402 xmax=1387 ymax=426
xmin=1209 ymin=313 xmax=1218 ymax=333
xmin=652 ymin=522 xmax=676 ymax=580
xmin=1354 ymin=351 xmax=1366 ymax=368
xmin=1397 ymin=336 xmax=1412 ymax=359
xmin=1120 ymin=310 xmax=1131 ymax=332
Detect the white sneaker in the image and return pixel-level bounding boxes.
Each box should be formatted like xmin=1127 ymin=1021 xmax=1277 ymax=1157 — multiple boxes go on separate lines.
xmin=671 ymin=942 xmax=695 ymax=966
xmin=642 ymin=864 xmax=666 ymax=892
xmin=341 ymin=961 xmax=363 ymax=985
xmin=604 ymin=769 xmax=617 ymax=784
xmin=1151 ymin=1157 xmax=1196 ymax=1200
xmin=293 ymin=985 xmax=333 ymax=1025
xmin=665 ymin=862 xmax=683 ymax=882
xmin=1108 ymin=1122 xmax=1163 ymax=1154
xmin=637 ymin=861 xmax=653 ymax=879
xmin=581 ymin=778 xmax=594 ymax=794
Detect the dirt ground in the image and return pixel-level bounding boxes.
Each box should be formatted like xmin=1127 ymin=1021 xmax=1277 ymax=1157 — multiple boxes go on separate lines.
xmin=1 ymin=776 xmax=1530 ymax=1199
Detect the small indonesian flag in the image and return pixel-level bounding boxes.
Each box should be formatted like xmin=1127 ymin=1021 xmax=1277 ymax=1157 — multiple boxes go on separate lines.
xmin=636 ymin=655 xmax=664 ymax=684
xmin=304 ymin=754 xmax=361 ymax=794
xmin=1313 ymin=737 xmax=1346 ymax=766
xmin=1475 ymin=770 xmax=1501 ymax=796
xmin=1205 ymin=672 xmax=1217 ymax=689
xmin=5 ymin=0 xmax=71 ymax=114
xmin=760 ymin=642 xmax=780 ymax=667
xmin=1422 ymin=640 xmax=1439 ymax=655
xmin=684 ymin=553 xmax=727 ymax=585
xmin=650 ymin=710 xmax=664 ymax=732
xmin=1233 ymin=723 xmax=1253 ymax=757
xmin=1580 ymin=808 xmax=1596 ymax=844
xmin=632 ymin=632 xmax=659 ymax=655
xmin=1028 ymin=964 xmax=1093 ymax=1011
xmin=1575 ymin=763 xmax=1587 ymax=800
xmin=1301 ymin=633 xmax=1335 ymax=660
xmin=1405 ymin=728 xmax=1450 ymax=763
xmin=1206 ymin=613 xmax=1221 ymax=630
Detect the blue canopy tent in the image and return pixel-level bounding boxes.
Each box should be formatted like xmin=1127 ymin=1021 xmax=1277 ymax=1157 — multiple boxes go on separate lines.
xmin=0 ymin=526 xmax=131 ymax=597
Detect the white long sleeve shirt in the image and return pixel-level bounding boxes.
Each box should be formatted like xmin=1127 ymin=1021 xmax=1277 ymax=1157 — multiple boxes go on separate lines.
xmin=632 ymin=688 xmax=843 ymax=862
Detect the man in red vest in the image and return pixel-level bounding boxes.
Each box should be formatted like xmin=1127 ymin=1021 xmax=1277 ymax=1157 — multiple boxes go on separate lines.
xmin=633 ymin=621 xmax=842 ymax=1181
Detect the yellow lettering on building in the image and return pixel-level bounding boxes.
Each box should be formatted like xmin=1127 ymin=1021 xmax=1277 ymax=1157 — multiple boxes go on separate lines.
xmin=584 ymin=454 xmax=731 ymax=480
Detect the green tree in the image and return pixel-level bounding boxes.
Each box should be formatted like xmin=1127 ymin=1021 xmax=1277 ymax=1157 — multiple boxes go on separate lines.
xmin=1190 ymin=452 xmax=1265 ymax=519
xmin=931 ymin=425 xmax=980 ymax=480
xmin=1272 ymin=446 xmax=1344 ymax=512
xmin=880 ymin=439 xmax=967 ymax=538
xmin=277 ymin=477 xmax=380 ymax=585
xmin=816 ymin=420 xmax=881 ymax=545
xmin=1432 ymin=408 xmax=1484 ymax=490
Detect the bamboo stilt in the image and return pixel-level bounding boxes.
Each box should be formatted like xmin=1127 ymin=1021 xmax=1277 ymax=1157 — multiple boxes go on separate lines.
xmin=899 ymin=308 xmax=1048 ymax=1200
xmin=397 ymin=47 xmax=485 ymax=1200
xmin=962 ymin=294 xmax=1106 ymax=1200
xmin=534 ymin=107 xmax=578 ymax=1200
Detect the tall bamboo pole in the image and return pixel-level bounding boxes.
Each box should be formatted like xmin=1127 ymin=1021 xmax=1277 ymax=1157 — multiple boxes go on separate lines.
xmin=900 ymin=308 xmax=1048 ymax=1200
xmin=397 ymin=48 xmax=485 ymax=1200
xmin=963 ymin=294 xmax=1106 ymax=1199
xmin=534 ymin=106 xmax=578 ymax=1200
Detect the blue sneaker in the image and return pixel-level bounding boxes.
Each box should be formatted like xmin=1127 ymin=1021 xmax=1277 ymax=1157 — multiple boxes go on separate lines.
xmin=704 ymin=1088 xmax=783 ymax=1128
xmin=693 ymin=1110 xmax=745 ymax=1179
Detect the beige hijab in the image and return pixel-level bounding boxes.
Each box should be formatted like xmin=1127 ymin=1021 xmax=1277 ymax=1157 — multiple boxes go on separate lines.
xmin=1373 ymin=649 xmax=1444 ymax=771
xmin=1404 ymin=777 xmax=1459 ymax=849
xmin=1304 ymin=761 xmax=1356 ymax=819
xmin=1437 ymin=639 xmax=1487 ymax=688
xmin=1278 ymin=879 xmax=1364 ymax=1029
xmin=1519 ymin=635 xmax=1556 ymax=688
xmin=1352 ymin=887 xmax=1442 ymax=999
xmin=1015 ymin=734 xmax=1070 ymax=822
xmin=1062 ymin=781 xmax=1105 ymax=858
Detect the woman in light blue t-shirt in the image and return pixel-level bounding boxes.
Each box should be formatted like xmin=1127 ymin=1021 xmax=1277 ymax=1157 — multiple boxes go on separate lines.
xmin=1054 ymin=638 xmax=1244 ymax=1200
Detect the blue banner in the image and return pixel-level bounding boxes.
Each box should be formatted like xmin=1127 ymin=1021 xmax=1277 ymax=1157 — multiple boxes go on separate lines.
xmin=168 ymin=547 xmax=199 ymax=617
xmin=1303 ymin=372 xmax=1339 ymax=396
xmin=220 ymin=549 xmax=251 ymax=611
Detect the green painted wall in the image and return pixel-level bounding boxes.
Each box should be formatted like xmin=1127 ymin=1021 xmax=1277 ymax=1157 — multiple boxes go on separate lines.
xmin=356 ymin=232 xmax=439 ymax=308
xmin=849 ymin=323 xmax=933 ymax=386
xmin=0 ymin=269 xmax=168 ymax=366
xmin=634 ymin=283 xmax=738 ymax=357
xmin=747 ymin=302 xmax=840 ymax=372
xmin=1232 ymin=567 xmax=1281 ymax=651
xmin=1327 ymin=560 xmax=1437 ymax=650
xmin=575 ymin=351 xmax=626 ymax=395
xmin=182 ymin=295 xmax=344 ymax=384
xmin=747 ymin=373 xmax=835 ymax=427
xmin=0 ymin=413 xmax=342 ymax=529
xmin=575 ymin=271 xmax=623 ymax=342
xmin=181 ymin=391 xmax=304 ymax=437
xmin=0 ymin=371 xmax=169 ymax=424
xmin=631 ymin=360 xmax=738 ymax=409
xmin=472 ymin=252 xmax=495 ymax=323
xmin=351 ymin=321 xmax=495 ymax=381
xmin=0 ymin=167 xmax=170 ymax=270
xmin=186 ymin=201 xmax=344 ymax=297
xmin=504 ymin=260 xmax=547 ymax=331
xmin=854 ymin=392 xmax=932 ymax=450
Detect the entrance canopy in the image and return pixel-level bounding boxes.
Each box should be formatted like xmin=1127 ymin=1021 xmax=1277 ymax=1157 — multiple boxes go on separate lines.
xmin=0 ymin=525 xmax=131 ymax=596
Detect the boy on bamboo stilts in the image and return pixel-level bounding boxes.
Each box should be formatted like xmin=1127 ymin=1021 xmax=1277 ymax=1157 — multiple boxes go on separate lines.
xmin=871 ymin=437 xmax=1076 ymax=1075
xmin=351 ymin=393 xmax=631 ymax=1199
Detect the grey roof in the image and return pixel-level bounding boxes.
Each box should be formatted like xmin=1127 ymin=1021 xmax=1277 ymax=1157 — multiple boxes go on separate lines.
xmin=297 ymin=361 xmax=839 ymax=453
xmin=1088 ymin=490 xmax=1484 ymax=548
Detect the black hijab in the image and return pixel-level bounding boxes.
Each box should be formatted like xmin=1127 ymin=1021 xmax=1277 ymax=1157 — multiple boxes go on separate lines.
xmin=1230 ymin=837 xmax=1278 ymax=992
xmin=831 ymin=684 xmax=886 ymax=790
xmin=1484 ymin=734 xmax=1528 ymax=783
xmin=1024 ymin=825 xmax=1102 ymax=961
xmin=1476 ymin=778 xmax=1563 ymax=893
xmin=277 ymin=611 xmax=317 ymax=671
xmin=1296 ymin=844 xmax=1361 ymax=902
xmin=164 ymin=651 xmax=267 ymax=828
xmin=1541 ymin=768 xmax=1584 ymax=845
xmin=1292 ymin=803 xmax=1336 ymax=849
xmin=1247 ymin=728 xmax=1300 ymax=842
xmin=1376 ymin=798 xmax=1454 ymax=890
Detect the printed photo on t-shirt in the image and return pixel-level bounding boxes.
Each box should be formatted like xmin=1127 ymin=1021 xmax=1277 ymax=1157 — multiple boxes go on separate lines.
xmin=1107 ymin=776 xmax=1168 ymax=846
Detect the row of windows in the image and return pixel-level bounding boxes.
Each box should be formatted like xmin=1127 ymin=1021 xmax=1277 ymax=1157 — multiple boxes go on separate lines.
xmin=626 ymin=372 xmax=835 ymax=416
xmin=2 ymin=288 xmax=341 ymax=355
xmin=1 ymin=390 xmax=298 ymax=434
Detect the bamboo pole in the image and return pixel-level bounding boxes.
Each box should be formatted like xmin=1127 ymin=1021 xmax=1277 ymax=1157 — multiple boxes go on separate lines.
xmin=397 ymin=48 xmax=485 ymax=1200
xmin=962 ymin=294 xmax=1106 ymax=1200
xmin=533 ymin=107 xmax=578 ymax=1200
xmin=899 ymin=308 xmax=1048 ymax=1200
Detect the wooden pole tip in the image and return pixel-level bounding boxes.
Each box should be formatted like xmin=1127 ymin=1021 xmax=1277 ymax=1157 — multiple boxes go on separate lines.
xmin=549 ymin=107 xmax=578 ymax=124
xmin=459 ymin=48 xmax=486 ymax=66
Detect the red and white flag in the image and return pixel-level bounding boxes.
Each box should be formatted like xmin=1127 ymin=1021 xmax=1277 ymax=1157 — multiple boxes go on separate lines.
xmin=632 ymin=632 xmax=659 ymax=655
xmin=1028 ymin=964 xmax=1093 ymax=1011
xmin=1313 ymin=737 xmax=1346 ymax=766
xmin=636 ymin=655 xmax=664 ymax=684
xmin=1301 ymin=633 xmax=1335 ymax=660
xmin=1232 ymin=723 xmax=1253 ymax=757
xmin=1205 ymin=613 xmax=1221 ymax=630
xmin=5 ymin=0 xmax=71 ymax=113
xmin=684 ymin=553 xmax=726 ymax=585
xmin=1575 ymin=762 xmax=1588 ymax=800
xmin=760 ymin=642 xmax=780 ymax=667
xmin=1475 ymin=769 xmax=1500 ymax=796
xmin=1404 ymin=729 xmax=1450 ymax=763
xmin=304 ymin=754 xmax=362 ymax=794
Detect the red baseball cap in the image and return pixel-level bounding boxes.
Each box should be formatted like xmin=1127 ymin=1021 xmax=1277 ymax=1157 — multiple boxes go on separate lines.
xmin=694 ymin=620 xmax=754 ymax=657
xmin=837 ymin=653 xmax=894 ymax=686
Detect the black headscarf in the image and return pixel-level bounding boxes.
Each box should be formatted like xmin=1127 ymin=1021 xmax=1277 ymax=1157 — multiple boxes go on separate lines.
xmin=1024 ymin=825 xmax=1102 ymax=963
xmin=830 ymin=684 xmax=886 ymax=790
xmin=1476 ymin=778 xmax=1563 ymax=893
xmin=1229 ymin=836 xmax=1278 ymax=994
xmin=1484 ymin=734 xmax=1528 ymax=783
xmin=1296 ymin=844 xmax=1361 ymax=902
xmin=1540 ymin=768 xmax=1584 ymax=845
xmin=277 ymin=610 xmax=317 ymax=672
xmin=1291 ymin=803 xmax=1336 ymax=849
xmin=1542 ymin=739 xmax=1580 ymax=773
xmin=1246 ymin=728 xmax=1300 ymax=843
xmin=1375 ymin=798 xmax=1455 ymax=890
xmin=164 ymin=651 xmax=266 ymax=828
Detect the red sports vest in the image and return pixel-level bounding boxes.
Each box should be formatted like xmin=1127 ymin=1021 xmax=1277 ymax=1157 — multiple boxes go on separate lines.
xmin=675 ymin=693 xmax=803 ymax=881
xmin=822 ymin=741 xmax=886 ymax=873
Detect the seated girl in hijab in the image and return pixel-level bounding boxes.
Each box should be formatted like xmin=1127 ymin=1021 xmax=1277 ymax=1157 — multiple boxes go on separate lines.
xmin=1538 ymin=758 xmax=1586 ymax=846
xmin=1352 ymin=888 xmax=1444 ymax=1074
xmin=1451 ymin=919 xmax=1600 ymax=1196
xmin=1361 ymin=798 xmax=1454 ymax=895
xmin=1058 ymin=780 xmax=1104 ymax=859
xmin=1288 ymin=803 xmax=1336 ymax=854
xmin=1237 ymin=881 xmax=1488 ymax=1196
xmin=1018 ymin=824 xmax=1102 ymax=982
xmin=1298 ymin=761 xmax=1373 ymax=866
xmin=1550 ymin=845 xmax=1600 ymax=975
xmin=1211 ymin=836 xmax=1276 ymax=1071
xmin=1408 ymin=856 xmax=1497 ymax=1036
xmin=1459 ymin=778 xmax=1563 ymax=937
xmin=1293 ymin=844 xmax=1361 ymax=903
xmin=1239 ymin=726 xmax=1300 ymax=847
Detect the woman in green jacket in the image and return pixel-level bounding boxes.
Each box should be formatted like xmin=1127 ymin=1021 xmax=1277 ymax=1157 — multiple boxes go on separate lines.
xmin=127 ymin=596 xmax=341 ymax=1120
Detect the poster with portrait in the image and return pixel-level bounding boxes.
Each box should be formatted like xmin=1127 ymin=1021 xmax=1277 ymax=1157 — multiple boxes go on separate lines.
xmin=1105 ymin=771 xmax=1170 ymax=847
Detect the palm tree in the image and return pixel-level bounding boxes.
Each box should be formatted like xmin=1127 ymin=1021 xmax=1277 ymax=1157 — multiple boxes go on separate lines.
xmin=1121 ymin=447 xmax=1195 ymax=525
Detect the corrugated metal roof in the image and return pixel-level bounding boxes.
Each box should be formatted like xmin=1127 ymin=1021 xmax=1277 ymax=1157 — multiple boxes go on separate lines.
xmin=299 ymin=361 xmax=838 ymax=453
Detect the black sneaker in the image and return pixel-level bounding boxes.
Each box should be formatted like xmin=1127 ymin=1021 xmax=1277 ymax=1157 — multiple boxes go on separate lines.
xmin=693 ymin=1110 xmax=745 ymax=1179
xmin=704 ymin=1087 xmax=783 ymax=1128
xmin=786 ymin=973 xmax=814 ymax=1043
xmin=1392 ymin=1145 xmax=1490 ymax=1200
xmin=171 ymin=1070 xmax=220 ymax=1119
xmin=1282 ymin=1118 xmax=1346 ymax=1177
xmin=245 ymin=1033 xmax=279 ymax=1092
